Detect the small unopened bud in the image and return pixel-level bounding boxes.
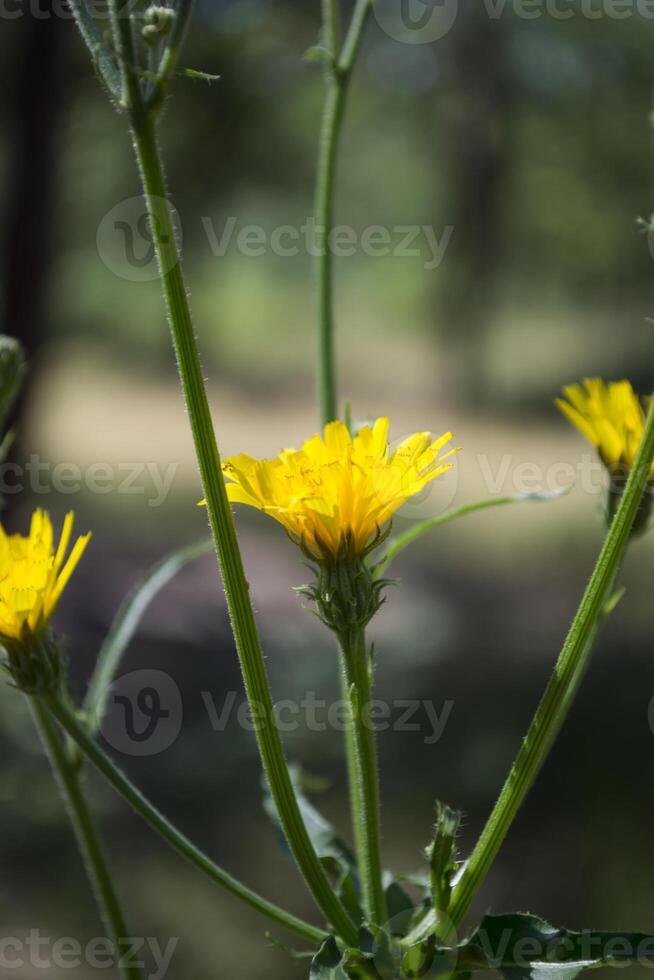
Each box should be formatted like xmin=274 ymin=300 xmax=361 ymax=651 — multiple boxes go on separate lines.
xmin=142 ymin=5 xmax=176 ymax=45
xmin=0 ymin=336 xmax=25 ymax=431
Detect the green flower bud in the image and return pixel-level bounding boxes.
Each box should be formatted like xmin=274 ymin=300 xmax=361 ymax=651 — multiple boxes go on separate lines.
xmin=0 ymin=336 xmax=25 ymax=432
xmin=142 ymin=5 xmax=176 ymax=45
xmin=296 ymin=531 xmax=394 ymax=638
xmin=1 ymin=627 xmax=66 ymax=696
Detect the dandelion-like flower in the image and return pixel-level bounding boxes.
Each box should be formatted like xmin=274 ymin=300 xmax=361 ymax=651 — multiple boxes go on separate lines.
xmin=556 ymin=379 xmax=651 ymax=474
xmin=215 ymin=418 xmax=459 ymax=634
xmin=221 ymin=417 xmax=459 ymax=561
xmin=0 ymin=510 xmax=90 ymax=642
xmin=556 ymin=378 xmax=653 ymax=532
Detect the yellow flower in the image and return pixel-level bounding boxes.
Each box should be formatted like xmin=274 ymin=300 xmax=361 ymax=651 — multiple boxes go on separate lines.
xmin=556 ymin=378 xmax=652 ymax=474
xmin=0 ymin=510 xmax=90 ymax=641
xmin=220 ymin=418 xmax=459 ymax=561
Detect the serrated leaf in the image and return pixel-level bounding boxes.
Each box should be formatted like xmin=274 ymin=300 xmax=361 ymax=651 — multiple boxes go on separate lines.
xmin=457 ymin=913 xmax=654 ymax=980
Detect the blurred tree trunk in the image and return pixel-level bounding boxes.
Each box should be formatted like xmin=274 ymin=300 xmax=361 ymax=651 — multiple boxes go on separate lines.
xmin=438 ymin=6 xmax=512 ymax=401
xmin=1 ymin=3 xmax=68 ymax=507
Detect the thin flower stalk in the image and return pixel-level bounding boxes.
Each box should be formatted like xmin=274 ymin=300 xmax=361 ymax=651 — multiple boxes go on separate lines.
xmin=406 ymin=395 xmax=654 ymax=945
xmin=316 ymin=0 xmax=373 ymax=425
xmin=105 ymin=2 xmax=357 ymax=945
xmin=29 ymin=698 xmax=142 ymax=980
xmin=44 ymin=692 xmax=329 ymax=946
xmin=339 ymin=626 xmax=387 ymax=926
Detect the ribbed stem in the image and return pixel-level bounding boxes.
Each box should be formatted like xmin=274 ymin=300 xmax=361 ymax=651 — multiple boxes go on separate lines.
xmin=100 ymin=11 xmax=357 ymax=940
xmin=315 ymin=0 xmax=373 ymax=426
xmin=406 ymin=398 xmax=654 ymax=946
xmin=128 ymin=115 xmax=355 ymax=947
xmin=29 ymin=697 xmax=142 ymax=980
xmin=338 ymin=627 xmax=387 ymax=926
xmin=44 ymin=694 xmax=328 ymax=945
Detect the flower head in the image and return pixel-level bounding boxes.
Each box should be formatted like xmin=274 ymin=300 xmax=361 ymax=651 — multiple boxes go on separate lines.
xmin=556 ymin=379 xmax=652 ymax=475
xmin=220 ymin=418 xmax=459 ymax=561
xmin=0 ymin=510 xmax=90 ymax=642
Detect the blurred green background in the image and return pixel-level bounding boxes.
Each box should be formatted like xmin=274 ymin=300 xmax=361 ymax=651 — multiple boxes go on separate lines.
xmin=1 ymin=1 xmax=654 ymax=977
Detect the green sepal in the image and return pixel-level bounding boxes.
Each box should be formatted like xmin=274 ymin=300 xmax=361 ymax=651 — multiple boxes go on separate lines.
xmin=1 ymin=627 xmax=66 ymax=696
xmin=296 ymin=532 xmax=394 ymax=636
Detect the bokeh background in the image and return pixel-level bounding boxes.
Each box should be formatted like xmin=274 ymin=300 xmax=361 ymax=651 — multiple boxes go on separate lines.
xmin=1 ymin=0 xmax=654 ymax=977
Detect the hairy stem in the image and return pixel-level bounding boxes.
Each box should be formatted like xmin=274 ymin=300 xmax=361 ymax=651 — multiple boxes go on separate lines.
xmin=316 ymin=0 xmax=372 ymax=425
xmin=44 ymin=694 xmax=328 ymax=945
xmin=406 ymin=401 xmax=654 ymax=945
xmin=339 ymin=627 xmax=387 ymax=926
xmin=98 ymin=8 xmax=357 ymax=940
xmin=29 ymin=697 xmax=142 ymax=980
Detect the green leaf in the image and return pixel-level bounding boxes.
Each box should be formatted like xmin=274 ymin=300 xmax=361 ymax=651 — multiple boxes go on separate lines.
xmin=342 ymin=948 xmax=382 ymax=978
xmin=265 ymin=932 xmax=315 ymax=959
xmin=426 ymin=803 xmax=460 ymax=924
xmin=383 ymin=874 xmax=415 ymax=936
xmin=457 ymin=913 xmax=654 ymax=980
xmin=310 ymin=937 xmax=346 ymax=979
xmin=264 ymin=768 xmax=364 ymax=924
xmin=603 ymin=585 xmax=626 ymax=615
xmin=375 ymin=489 xmax=569 ymax=576
xmin=83 ymin=538 xmax=212 ymax=731
xmin=265 ymin=767 xmax=356 ymax=867
xmin=322 ymin=856 xmax=364 ymax=925
xmin=68 ymin=0 xmax=122 ymax=101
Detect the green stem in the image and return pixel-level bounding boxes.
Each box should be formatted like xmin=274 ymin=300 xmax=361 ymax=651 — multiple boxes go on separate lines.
xmin=107 ymin=21 xmax=356 ymax=942
xmin=338 ymin=628 xmax=387 ymax=926
xmin=44 ymin=694 xmax=328 ymax=945
xmin=316 ymin=0 xmax=372 ymax=425
xmin=406 ymin=401 xmax=654 ymax=946
xmin=29 ymin=698 xmax=142 ymax=980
